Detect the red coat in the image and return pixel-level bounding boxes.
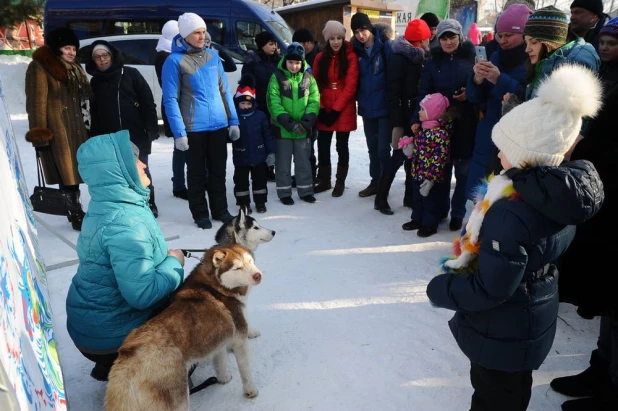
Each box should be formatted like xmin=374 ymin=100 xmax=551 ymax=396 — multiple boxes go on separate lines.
xmin=312 ymin=41 xmax=358 ymax=132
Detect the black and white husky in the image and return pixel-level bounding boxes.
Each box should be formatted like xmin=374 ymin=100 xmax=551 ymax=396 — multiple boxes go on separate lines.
xmin=214 ymin=207 xmax=275 ymax=252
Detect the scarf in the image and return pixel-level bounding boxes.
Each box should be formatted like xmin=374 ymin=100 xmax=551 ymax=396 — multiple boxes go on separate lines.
xmin=441 ymin=173 xmax=519 ymax=273
xmin=498 ymin=43 xmax=527 ymax=69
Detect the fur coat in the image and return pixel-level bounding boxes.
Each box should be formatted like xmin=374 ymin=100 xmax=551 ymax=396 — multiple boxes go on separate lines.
xmin=25 ymin=45 xmax=91 ymax=186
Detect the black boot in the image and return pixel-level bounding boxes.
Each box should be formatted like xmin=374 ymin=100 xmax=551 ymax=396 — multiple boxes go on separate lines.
xmin=314 ymin=164 xmax=332 ymax=193
xmin=403 ymin=160 xmax=413 ymax=209
xmin=65 ymin=189 xmax=85 ymax=231
xmin=149 ymin=187 xmax=159 ymax=218
xmin=332 ymin=165 xmax=348 ymax=197
xmin=374 ymin=171 xmax=396 ymax=215
xmin=551 ymin=350 xmax=610 ymax=398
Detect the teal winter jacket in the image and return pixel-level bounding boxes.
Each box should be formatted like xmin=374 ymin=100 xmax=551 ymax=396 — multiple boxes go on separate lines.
xmin=66 ymin=130 xmax=184 ymax=351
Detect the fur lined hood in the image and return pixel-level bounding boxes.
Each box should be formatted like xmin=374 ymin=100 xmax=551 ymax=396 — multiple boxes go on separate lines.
xmin=373 ymin=22 xmax=394 ymax=40
xmin=31 ymin=45 xmax=69 ymax=83
xmin=392 ymin=36 xmax=425 ymax=63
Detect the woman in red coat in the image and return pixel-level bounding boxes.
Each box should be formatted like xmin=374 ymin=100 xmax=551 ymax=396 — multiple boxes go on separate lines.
xmin=312 ymin=20 xmax=359 ymax=197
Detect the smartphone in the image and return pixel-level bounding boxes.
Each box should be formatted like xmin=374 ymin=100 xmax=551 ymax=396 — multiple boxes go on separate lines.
xmin=475 ymin=45 xmax=487 ymax=61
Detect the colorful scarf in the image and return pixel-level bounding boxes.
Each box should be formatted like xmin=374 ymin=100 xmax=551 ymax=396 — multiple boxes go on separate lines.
xmin=441 ymin=173 xmax=519 ymax=273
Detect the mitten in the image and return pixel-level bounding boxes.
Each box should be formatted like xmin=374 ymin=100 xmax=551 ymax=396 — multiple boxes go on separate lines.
xmin=398 ymin=136 xmax=415 ymax=158
xmin=318 ymin=108 xmax=328 ymax=123
xmin=228 ymin=125 xmax=240 ymax=141
xmin=419 ymin=179 xmax=434 ymax=197
xmin=174 ymin=136 xmax=189 ymax=151
xmin=292 ymin=122 xmax=306 ymax=135
xmin=277 ymin=113 xmax=295 ymax=131
xmin=501 ymin=93 xmax=520 ymax=116
xmin=266 ymin=153 xmax=276 ymax=167
xmin=299 ymin=112 xmax=317 ymax=131
xmin=149 ymin=131 xmax=160 ymax=141
xmin=402 ymin=143 xmax=415 ymax=158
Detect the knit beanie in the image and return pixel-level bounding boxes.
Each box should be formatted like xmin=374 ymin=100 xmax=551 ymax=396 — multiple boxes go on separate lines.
xmin=600 ymin=16 xmax=618 ymax=37
xmin=405 ymin=19 xmax=431 ymax=42
xmin=156 ymin=20 xmax=179 ymax=52
xmin=570 ymin=0 xmax=604 ymax=17
xmin=523 ymin=6 xmax=569 ymax=50
xmin=255 ymin=31 xmax=276 ymax=51
xmin=497 ymin=4 xmax=533 ymax=34
xmin=492 ymin=64 xmax=601 ymax=168
xmin=351 ymin=12 xmax=373 ymax=32
xmin=178 ymin=12 xmax=206 ymax=39
xmin=46 ymin=27 xmax=80 ymax=55
xmin=234 ymin=74 xmax=257 ymax=114
xmin=91 ymin=44 xmax=111 ymax=58
xmin=285 ymin=42 xmax=305 ymax=62
xmin=322 ymin=20 xmax=346 ymax=41
xmin=293 ymin=28 xmax=314 ymax=43
xmin=504 ymin=0 xmax=536 ymax=11
xmin=420 ymin=12 xmax=440 ymax=28
xmin=420 ymin=93 xmax=450 ymax=121
xmin=436 ymin=19 xmax=463 ymax=40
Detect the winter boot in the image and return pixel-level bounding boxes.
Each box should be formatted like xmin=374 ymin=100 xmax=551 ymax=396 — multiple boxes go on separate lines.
xmin=373 ymin=171 xmax=396 ymax=215
xmin=149 ymin=187 xmax=159 ymax=218
xmin=65 ymin=189 xmax=85 ymax=231
xmin=314 ymin=164 xmax=332 ymax=193
xmin=332 ymin=165 xmax=348 ymax=197
xmin=551 ymin=350 xmax=610 ymax=398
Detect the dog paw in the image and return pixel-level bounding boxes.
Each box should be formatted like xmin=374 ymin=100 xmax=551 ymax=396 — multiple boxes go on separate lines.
xmin=244 ymin=387 xmax=259 ymax=398
xmin=217 ymin=371 xmax=232 ymax=384
xmin=248 ymin=329 xmax=261 ymax=339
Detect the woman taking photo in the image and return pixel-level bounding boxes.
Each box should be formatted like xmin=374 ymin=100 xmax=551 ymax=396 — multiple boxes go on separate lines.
xmin=312 ymin=20 xmax=359 ymax=197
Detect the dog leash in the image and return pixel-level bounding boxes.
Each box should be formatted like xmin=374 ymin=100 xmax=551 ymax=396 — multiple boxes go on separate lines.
xmin=181 ymin=249 xmax=205 ymax=260
xmin=189 ymin=376 xmax=218 ymax=395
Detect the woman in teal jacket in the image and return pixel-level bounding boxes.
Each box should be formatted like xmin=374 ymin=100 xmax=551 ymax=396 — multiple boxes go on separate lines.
xmin=65 ymin=130 xmax=185 ymax=381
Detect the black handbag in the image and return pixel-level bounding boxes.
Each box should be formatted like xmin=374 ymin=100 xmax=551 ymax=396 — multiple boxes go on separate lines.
xmin=29 ymin=150 xmax=69 ymax=216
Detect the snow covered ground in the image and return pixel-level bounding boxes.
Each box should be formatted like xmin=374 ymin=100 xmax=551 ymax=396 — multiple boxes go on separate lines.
xmin=1 ymin=54 xmax=599 ymax=411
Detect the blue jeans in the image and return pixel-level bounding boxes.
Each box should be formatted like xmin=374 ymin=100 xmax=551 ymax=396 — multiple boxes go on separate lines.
xmin=444 ymin=157 xmax=471 ymax=219
xmin=362 ymin=116 xmax=391 ymax=186
xmin=172 ymin=147 xmax=187 ymax=191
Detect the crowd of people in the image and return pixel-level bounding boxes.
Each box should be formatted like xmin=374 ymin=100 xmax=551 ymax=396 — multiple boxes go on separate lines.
xmin=23 ymin=0 xmax=617 ymax=409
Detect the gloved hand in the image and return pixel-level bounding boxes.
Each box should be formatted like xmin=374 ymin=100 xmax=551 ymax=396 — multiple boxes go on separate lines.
xmin=228 ymin=125 xmax=240 ymax=141
xmin=398 ymin=136 xmax=415 ymax=158
xmin=321 ymin=110 xmax=341 ymax=127
xmin=402 ymin=143 xmax=415 ymax=158
xmin=318 ymin=108 xmax=328 ymax=124
xmin=175 ymin=136 xmax=189 ymax=151
xmin=277 ymin=113 xmax=295 ymax=131
xmin=34 ymin=145 xmax=51 ymax=152
xmin=292 ymin=122 xmax=306 ymax=135
xmin=299 ymin=113 xmax=317 ymax=131
xmin=266 ymin=153 xmax=276 ymax=167
xmin=419 ymin=179 xmax=434 ymax=197
xmin=149 ymin=131 xmax=160 ymax=141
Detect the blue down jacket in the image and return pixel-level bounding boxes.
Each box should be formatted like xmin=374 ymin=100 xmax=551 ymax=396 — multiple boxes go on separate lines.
xmin=427 ymin=160 xmax=603 ymax=371
xmin=66 ymin=130 xmax=184 ymax=351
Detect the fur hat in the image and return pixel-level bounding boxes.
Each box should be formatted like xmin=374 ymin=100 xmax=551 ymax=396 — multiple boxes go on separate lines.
xmin=600 ymin=16 xmax=618 ymax=37
xmin=293 ymin=28 xmax=314 ymax=43
xmin=492 ymin=64 xmax=601 ymax=168
xmin=523 ymin=6 xmax=569 ymax=50
xmin=285 ymin=42 xmax=305 ymax=62
xmin=46 ymin=27 xmax=80 ymax=55
xmin=420 ymin=12 xmax=440 ymax=28
xmin=178 ymin=12 xmax=206 ymax=39
xmin=351 ymin=12 xmax=373 ymax=32
xmin=405 ymin=19 xmax=431 ymax=42
xmin=436 ymin=19 xmax=462 ymax=40
xmin=322 ymin=20 xmax=346 ymax=42
xmin=156 ymin=20 xmax=179 ymax=52
xmin=255 ymin=31 xmax=276 ymax=50
xmin=497 ymin=4 xmax=533 ymax=34
xmin=420 ymin=93 xmax=450 ymax=121
xmin=570 ymin=0 xmax=604 ymax=17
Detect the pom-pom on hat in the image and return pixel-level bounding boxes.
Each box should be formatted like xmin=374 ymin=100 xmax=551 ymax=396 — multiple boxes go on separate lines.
xmin=523 ymin=6 xmax=569 ymax=50
xmin=600 ymin=16 xmax=618 ymax=37
xmin=570 ymin=0 xmax=604 ymax=17
xmin=351 ymin=12 xmax=373 ymax=32
xmin=292 ymin=28 xmax=314 ymax=43
xmin=178 ymin=12 xmax=206 ymax=39
xmin=420 ymin=12 xmax=440 ymax=28
xmin=46 ymin=27 xmax=80 ymax=55
xmin=492 ymin=64 xmax=602 ymax=168
xmin=234 ymin=74 xmax=257 ymax=113
xmin=420 ymin=93 xmax=450 ymax=121
xmin=436 ymin=19 xmax=463 ymax=40
xmin=322 ymin=20 xmax=346 ymax=42
xmin=255 ymin=31 xmax=276 ymax=50
xmin=405 ymin=19 xmax=431 ymax=42
xmin=497 ymin=4 xmax=533 ymax=34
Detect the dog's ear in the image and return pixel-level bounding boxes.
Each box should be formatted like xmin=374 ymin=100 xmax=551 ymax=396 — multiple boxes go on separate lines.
xmin=231 ymin=231 xmax=239 ymax=244
xmin=212 ymin=250 xmax=227 ymax=268
xmin=238 ymin=207 xmax=246 ymax=224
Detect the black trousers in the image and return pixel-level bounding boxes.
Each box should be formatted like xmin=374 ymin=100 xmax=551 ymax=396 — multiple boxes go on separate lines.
xmin=233 ymin=163 xmax=268 ymax=206
xmin=186 ymin=128 xmax=228 ymax=221
xmin=470 ymin=362 xmax=533 ymax=411
xmin=317 ymin=130 xmax=350 ymax=167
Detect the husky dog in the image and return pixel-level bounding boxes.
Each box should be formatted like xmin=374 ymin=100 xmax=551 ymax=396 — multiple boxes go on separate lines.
xmin=215 ymin=207 xmax=276 ymax=252
xmin=105 ymin=241 xmax=263 ymax=411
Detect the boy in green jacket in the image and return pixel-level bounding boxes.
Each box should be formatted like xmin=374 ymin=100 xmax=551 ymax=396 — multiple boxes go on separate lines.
xmin=267 ymin=42 xmax=320 ymax=205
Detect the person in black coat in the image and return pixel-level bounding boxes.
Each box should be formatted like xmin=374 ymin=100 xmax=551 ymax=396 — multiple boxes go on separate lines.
xmin=427 ymin=65 xmax=604 ymax=411
xmin=86 ymin=40 xmax=159 ymax=217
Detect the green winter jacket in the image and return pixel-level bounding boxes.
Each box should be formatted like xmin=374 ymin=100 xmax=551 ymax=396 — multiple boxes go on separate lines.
xmin=266 ymin=60 xmax=320 ymax=139
xmin=66 ymin=130 xmax=184 ymax=352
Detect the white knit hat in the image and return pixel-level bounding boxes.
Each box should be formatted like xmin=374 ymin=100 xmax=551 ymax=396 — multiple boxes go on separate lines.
xmin=156 ymin=20 xmax=179 ymax=52
xmin=92 ymin=44 xmax=111 ymax=58
xmin=492 ymin=64 xmax=601 ymax=168
xmin=178 ymin=12 xmax=206 ymax=39
xmin=322 ymin=20 xmax=346 ymax=42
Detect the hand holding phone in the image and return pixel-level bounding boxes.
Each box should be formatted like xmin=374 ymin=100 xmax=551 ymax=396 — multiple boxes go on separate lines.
xmin=475 ymin=46 xmax=487 ymax=62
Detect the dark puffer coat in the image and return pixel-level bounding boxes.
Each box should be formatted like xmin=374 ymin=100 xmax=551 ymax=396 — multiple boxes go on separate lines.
xmin=232 ymin=107 xmax=275 ymax=167
xmin=241 ymin=50 xmax=282 ymax=117
xmin=427 ymin=160 xmax=604 ymax=371
xmin=86 ymin=40 xmax=158 ymax=155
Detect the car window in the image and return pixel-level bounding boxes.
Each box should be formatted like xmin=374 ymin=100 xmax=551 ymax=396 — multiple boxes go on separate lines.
xmin=206 ymin=19 xmax=225 ymax=45
xmin=235 ymin=21 xmax=266 ymax=53
xmin=69 ymin=21 xmax=162 ymax=38
xmin=112 ymin=39 xmax=158 ymax=65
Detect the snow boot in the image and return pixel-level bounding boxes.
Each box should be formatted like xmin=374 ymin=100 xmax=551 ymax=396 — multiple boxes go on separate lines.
xmin=332 ymin=165 xmax=348 ymax=197
xmin=314 ymin=164 xmax=332 ymax=193
xmin=374 ymin=171 xmax=396 ymax=215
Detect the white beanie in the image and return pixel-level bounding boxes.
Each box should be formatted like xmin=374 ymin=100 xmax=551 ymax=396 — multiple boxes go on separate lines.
xmin=492 ymin=64 xmax=601 ymax=168
xmin=156 ymin=20 xmax=179 ymax=52
xmin=92 ymin=44 xmax=111 ymax=58
xmin=322 ymin=20 xmax=346 ymax=42
xmin=178 ymin=12 xmax=206 ymax=39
